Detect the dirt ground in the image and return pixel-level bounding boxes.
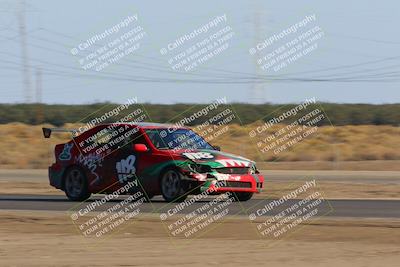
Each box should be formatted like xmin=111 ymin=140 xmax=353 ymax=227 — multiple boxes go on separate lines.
xmin=0 ymin=210 xmax=399 ymax=266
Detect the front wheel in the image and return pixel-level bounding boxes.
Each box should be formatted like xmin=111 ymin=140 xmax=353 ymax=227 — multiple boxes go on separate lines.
xmin=160 ymin=169 xmax=188 ymax=202
xmin=232 ymin=192 xmax=253 ymax=202
xmin=64 ymin=167 xmax=91 ymax=201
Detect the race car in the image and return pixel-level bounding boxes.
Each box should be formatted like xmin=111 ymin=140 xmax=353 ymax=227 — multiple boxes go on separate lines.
xmin=43 ymin=122 xmax=264 ymax=202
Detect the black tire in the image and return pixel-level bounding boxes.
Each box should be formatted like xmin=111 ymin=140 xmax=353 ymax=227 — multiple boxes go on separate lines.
xmin=64 ymin=166 xmax=91 ymax=201
xmin=160 ymin=168 xmax=188 ymax=202
xmin=232 ymin=192 xmax=253 ymax=202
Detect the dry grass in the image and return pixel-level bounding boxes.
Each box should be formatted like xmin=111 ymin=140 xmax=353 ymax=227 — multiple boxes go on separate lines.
xmin=0 ymin=123 xmax=399 ymax=169
xmin=212 ymin=123 xmax=400 ymax=162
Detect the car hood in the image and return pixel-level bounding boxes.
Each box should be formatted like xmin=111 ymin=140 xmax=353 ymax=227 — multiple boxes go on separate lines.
xmin=173 ymin=149 xmax=254 ymax=168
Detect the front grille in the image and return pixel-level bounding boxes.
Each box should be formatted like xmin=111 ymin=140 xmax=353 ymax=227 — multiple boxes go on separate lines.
xmin=215 ymin=167 xmax=249 ymax=174
xmin=222 ymin=181 xmax=252 ymax=188
xmin=198 ymin=165 xmax=212 ymax=173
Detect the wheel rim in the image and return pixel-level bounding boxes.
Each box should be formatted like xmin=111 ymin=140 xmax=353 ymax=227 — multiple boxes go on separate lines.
xmin=65 ymin=169 xmax=84 ymax=198
xmin=162 ymin=170 xmax=180 ymax=199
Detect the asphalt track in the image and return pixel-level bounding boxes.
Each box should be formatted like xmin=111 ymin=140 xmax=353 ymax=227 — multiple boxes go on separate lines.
xmin=1 ymin=194 xmax=400 ymax=219
xmin=1 ymin=170 xmax=400 ymax=219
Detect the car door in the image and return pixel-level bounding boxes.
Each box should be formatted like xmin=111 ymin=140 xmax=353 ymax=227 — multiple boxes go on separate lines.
xmin=106 ymin=126 xmax=153 ymax=194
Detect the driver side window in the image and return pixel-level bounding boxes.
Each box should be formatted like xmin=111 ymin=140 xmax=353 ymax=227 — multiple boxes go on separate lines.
xmin=120 ymin=128 xmax=148 ymax=150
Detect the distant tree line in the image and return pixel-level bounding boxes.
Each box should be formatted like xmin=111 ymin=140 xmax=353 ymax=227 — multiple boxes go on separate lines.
xmin=0 ymin=103 xmax=399 ymax=126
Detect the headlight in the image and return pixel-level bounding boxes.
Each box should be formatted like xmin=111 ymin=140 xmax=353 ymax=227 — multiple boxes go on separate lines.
xmin=249 ymin=164 xmax=258 ymax=174
xmin=188 ymin=163 xmax=199 ymax=172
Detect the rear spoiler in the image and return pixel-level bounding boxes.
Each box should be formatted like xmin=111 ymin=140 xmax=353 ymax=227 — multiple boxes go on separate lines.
xmin=42 ymin=127 xmax=77 ymax=138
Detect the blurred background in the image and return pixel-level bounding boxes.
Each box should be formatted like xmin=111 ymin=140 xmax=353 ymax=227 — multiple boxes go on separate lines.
xmin=0 ymin=0 xmax=399 ymax=169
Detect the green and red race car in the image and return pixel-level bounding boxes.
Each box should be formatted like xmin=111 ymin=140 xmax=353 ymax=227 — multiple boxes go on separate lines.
xmin=43 ymin=122 xmax=264 ymax=202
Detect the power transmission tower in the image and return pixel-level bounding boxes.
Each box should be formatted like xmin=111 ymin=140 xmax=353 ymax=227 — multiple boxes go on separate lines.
xmin=17 ymin=0 xmax=32 ymax=103
xmin=249 ymin=3 xmax=266 ymax=104
xmin=35 ymin=67 xmax=43 ymax=124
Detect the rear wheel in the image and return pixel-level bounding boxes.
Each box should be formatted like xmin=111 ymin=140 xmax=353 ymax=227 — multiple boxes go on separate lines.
xmin=160 ymin=169 xmax=188 ymax=202
xmin=232 ymin=192 xmax=253 ymax=202
xmin=64 ymin=167 xmax=91 ymax=201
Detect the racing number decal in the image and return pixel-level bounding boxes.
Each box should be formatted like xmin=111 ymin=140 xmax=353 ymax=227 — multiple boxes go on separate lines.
xmin=116 ymin=155 xmax=136 ymax=183
xmin=182 ymin=152 xmax=214 ymax=160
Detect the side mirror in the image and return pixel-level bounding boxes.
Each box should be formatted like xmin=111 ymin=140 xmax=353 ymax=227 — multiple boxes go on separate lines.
xmin=133 ymin=144 xmax=149 ymax=152
xmin=213 ymin=145 xmax=221 ymax=151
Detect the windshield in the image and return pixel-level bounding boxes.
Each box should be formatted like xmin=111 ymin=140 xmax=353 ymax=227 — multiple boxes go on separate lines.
xmin=145 ymin=128 xmax=214 ymax=150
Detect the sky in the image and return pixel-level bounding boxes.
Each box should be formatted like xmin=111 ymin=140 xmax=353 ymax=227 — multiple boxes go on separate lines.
xmin=0 ymin=0 xmax=399 ymax=104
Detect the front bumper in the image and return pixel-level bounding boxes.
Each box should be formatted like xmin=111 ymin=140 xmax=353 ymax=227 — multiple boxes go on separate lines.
xmin=189 ymin=173 xmax=264 ymax=193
